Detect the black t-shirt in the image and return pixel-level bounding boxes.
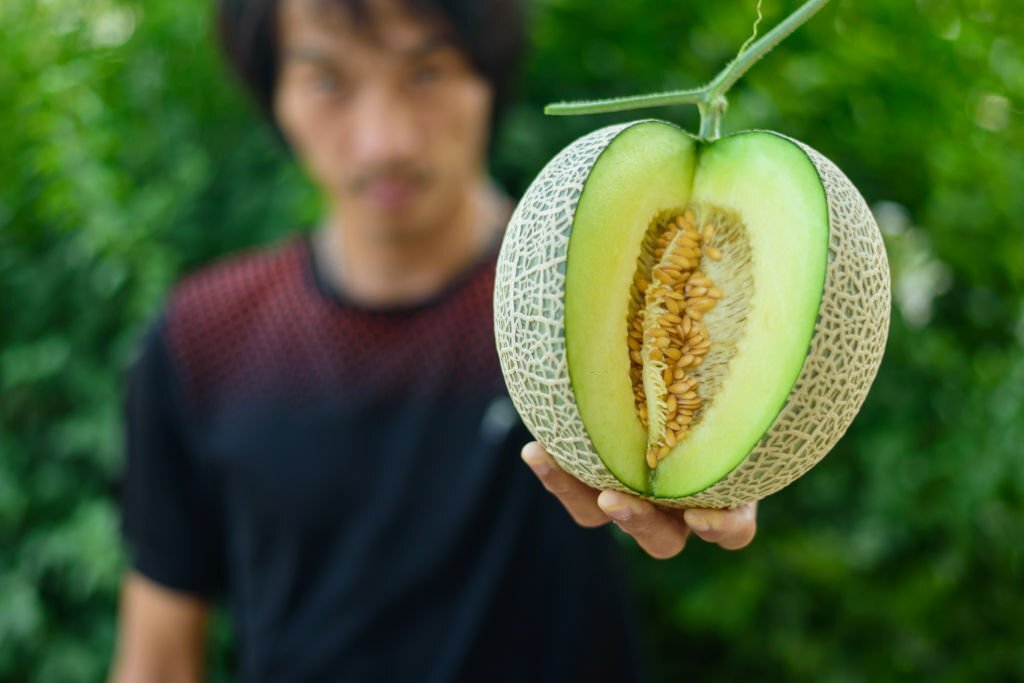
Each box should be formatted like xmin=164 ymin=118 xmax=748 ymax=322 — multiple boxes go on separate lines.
xmin=121 ymin=235 xmax=649 ymax=683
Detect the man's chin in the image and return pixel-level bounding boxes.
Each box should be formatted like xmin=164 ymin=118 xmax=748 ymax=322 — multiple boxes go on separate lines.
xmin=353 ymin=208 xmax=439 ymax=246
xmin=370 ymin=222 xmax=441 ymax=246
xmin=338 ymin=189 xmax=448 ymax=245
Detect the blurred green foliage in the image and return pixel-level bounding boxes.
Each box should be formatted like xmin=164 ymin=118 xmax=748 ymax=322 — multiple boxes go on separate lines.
xmin=1 ymin=0 xmax=1021 ymax=680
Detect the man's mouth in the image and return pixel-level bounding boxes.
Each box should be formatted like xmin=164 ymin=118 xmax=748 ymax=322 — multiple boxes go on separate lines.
xmin=358 ymin=176 xmax=424 ymax=211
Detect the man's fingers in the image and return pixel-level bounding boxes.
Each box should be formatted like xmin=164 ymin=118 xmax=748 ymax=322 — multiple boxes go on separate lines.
xmin=522 ymin=441 xmax=757 ymax=552
xmin=521 ymin=442 xmax=609 ymax=528
xmin=597 ymin=490 xmax=691 ymax=559
xmin=682 ymin=502 xmax=757 ymax=550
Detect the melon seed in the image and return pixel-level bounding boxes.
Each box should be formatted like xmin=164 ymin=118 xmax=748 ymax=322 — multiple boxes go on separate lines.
xmin=627 ymin=209 xmax=722 ymax=469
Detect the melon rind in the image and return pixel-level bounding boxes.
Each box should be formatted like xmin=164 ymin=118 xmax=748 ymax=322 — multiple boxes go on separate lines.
xmin=675 ymin=135 xmax=890 ymax=507
xmin=494 ymin=123 xmax=890 ymax=508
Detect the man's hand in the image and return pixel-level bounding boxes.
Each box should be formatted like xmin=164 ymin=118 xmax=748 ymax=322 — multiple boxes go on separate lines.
xmin=521 ymin=441 xmax=756 ymax=559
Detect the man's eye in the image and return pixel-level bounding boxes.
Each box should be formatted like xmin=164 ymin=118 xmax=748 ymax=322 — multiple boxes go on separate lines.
xmin=411 ymin=64 xmax=443 ymax=86
xmin=312 ymin=72 xmax=342 ymax=93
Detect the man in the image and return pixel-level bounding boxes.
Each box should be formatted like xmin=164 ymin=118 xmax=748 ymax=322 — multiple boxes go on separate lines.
xmin=109 ymin=0 xmax=757 ymax=680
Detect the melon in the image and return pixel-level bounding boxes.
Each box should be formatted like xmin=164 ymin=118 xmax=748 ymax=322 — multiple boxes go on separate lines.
xmin=494 ymin=120 xmax=890 ymax=508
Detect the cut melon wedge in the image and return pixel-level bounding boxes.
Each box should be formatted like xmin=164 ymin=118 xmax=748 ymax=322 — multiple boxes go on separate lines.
xmin=494 ymin=120 xmax=890 ymax=507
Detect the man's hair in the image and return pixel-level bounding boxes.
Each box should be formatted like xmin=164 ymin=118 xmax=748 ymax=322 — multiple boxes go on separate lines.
xmin=217 ymin=0 xmax=527 ymax=135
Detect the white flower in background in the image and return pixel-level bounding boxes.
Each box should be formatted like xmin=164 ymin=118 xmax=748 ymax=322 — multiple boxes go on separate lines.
xmin=874 ymin=200 xmax=953 ymax=328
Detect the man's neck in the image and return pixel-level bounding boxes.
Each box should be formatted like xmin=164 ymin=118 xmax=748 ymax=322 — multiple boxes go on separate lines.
xmin=314 ymin=179 xmax=509 ymax=308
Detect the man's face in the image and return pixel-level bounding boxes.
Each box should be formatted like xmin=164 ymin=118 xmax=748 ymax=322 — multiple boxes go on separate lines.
xmin=274 ymin=0 xmax=493 ymax=243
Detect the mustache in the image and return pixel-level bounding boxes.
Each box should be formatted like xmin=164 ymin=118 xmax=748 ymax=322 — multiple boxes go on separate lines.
xmin=348 ymin=164 xmax=433 ymax=193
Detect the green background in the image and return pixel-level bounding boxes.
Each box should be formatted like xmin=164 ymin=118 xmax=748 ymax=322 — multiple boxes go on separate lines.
xmin=2 ymin=0 xmax=1022 ymax=680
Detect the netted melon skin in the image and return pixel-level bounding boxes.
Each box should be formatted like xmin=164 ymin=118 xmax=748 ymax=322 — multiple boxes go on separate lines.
xmin=494 ymin=122 xmax=635 ymax=492
xmin=494 ymin=123 xmax=890 ymax=508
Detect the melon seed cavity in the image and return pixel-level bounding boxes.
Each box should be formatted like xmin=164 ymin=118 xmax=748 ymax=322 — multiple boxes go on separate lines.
xmin=627 ymin=208 xmax=730 ymax=469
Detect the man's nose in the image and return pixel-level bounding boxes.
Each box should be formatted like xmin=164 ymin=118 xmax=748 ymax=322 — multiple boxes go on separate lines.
xmin=347 ymin=86 xmax=421 ymax=167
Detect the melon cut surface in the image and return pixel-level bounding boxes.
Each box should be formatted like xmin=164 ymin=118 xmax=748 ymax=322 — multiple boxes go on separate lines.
xmin=563 ymin=123 xmax=697 ymax=492
xmin=495 ymin=120 xmax=890 ymax=508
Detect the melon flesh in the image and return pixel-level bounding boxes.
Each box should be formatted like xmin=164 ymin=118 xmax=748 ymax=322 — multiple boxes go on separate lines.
xmin=564 ymin=123 xmax=697 ymax=492
xmin=494 ymin=119 xmax=890 ymax=507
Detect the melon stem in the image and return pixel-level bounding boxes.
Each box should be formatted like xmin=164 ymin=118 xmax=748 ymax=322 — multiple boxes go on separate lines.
xmin=698 ymin=96 xmax=728 ymax=140
xmin=543 ymin=0 xmax=831 ymax=141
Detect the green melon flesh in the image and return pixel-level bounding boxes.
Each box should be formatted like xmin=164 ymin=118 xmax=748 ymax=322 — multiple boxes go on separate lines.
xmin=563 ymin=122 xmax=829 ymax=498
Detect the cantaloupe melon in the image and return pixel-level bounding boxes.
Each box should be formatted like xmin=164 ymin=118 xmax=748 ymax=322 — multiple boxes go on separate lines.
xmin=494 ymin=120 xmax=889 ymax=508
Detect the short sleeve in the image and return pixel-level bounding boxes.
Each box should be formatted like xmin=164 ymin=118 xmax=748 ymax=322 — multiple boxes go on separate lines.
xmin=120 ymin=316 xmax=225 ymax=596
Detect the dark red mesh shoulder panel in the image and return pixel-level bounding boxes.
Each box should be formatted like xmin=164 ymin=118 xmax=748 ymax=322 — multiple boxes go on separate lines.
xmin=163 ymin=237 xmax=503 ymax=413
